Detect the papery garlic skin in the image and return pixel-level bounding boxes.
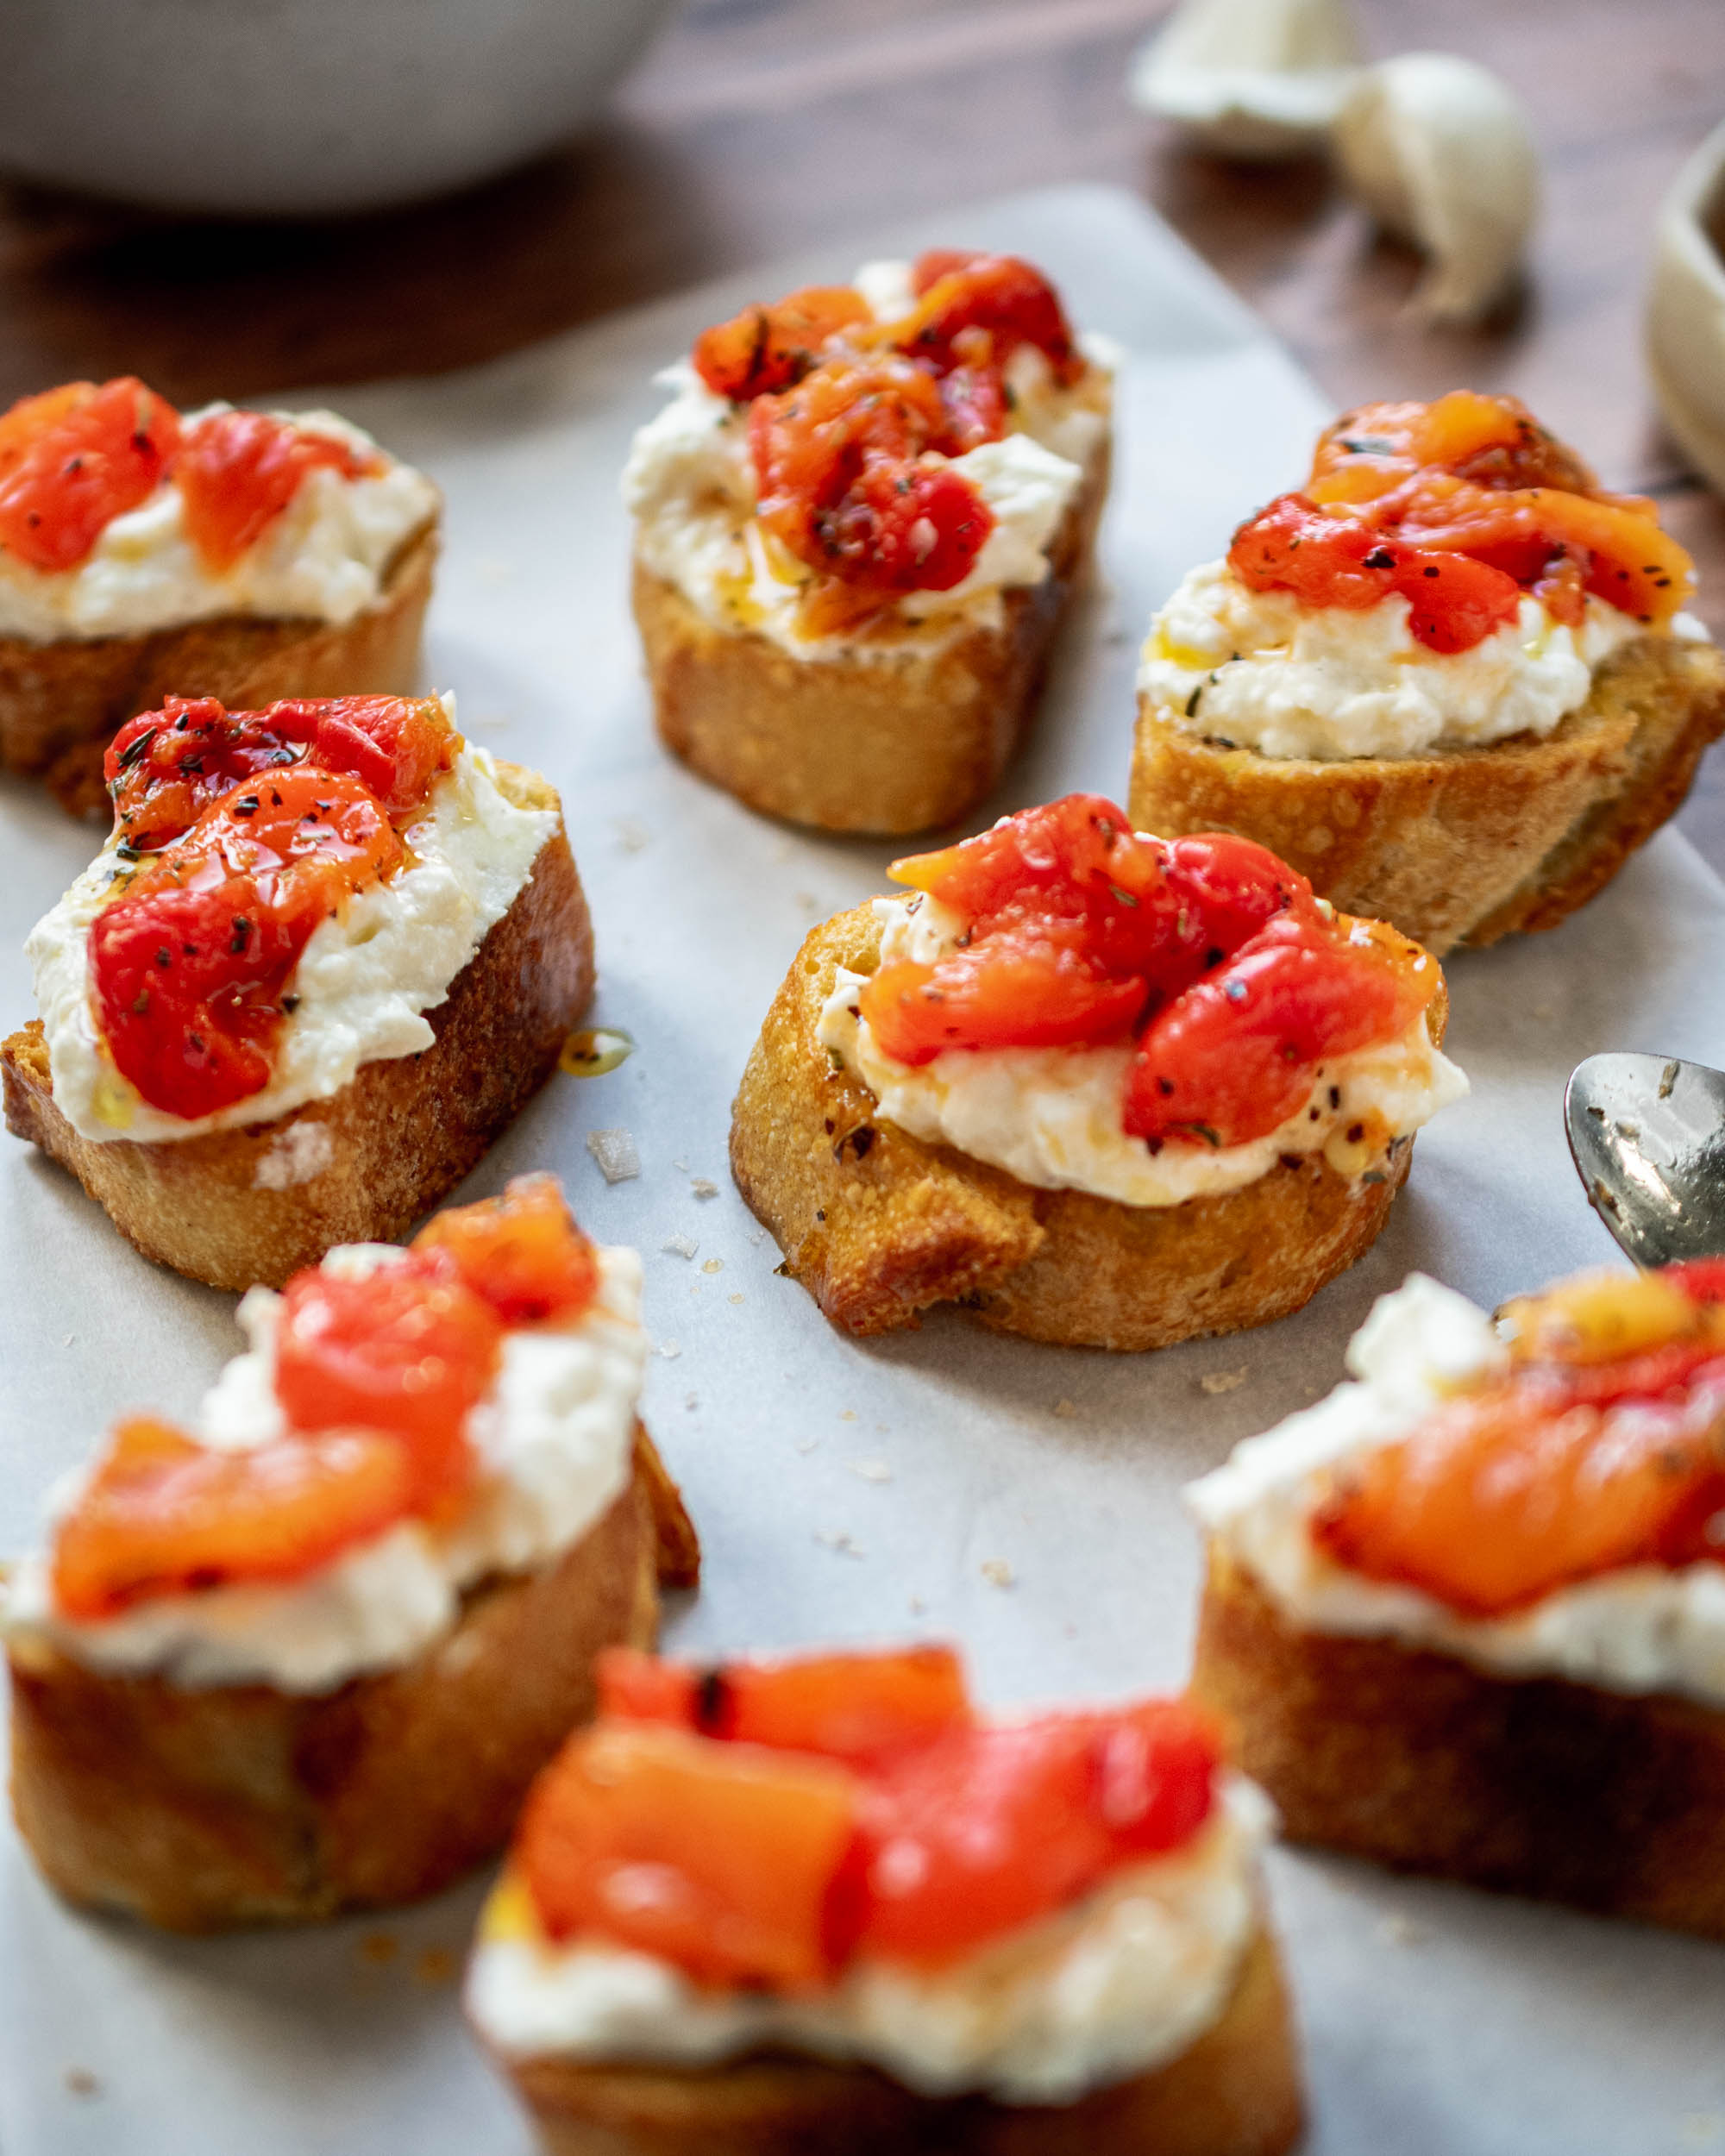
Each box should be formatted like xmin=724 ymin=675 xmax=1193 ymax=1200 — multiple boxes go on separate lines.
xmin=1333 ymin=53 xmax=1540 ymax=323
xmin=1129 ymin=0 xmax=1363 ymax=160
xmin=1647 ymin=118 xmax=1725 ymax=499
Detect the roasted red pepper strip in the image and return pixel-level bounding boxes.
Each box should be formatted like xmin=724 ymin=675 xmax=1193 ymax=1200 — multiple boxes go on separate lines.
xmin=859 ymin=796 xmax=1435 ymax=1147
xmin=1314 ymin=1265 xmax=1725 ymax=1615
xmin=0 ymin=379 xmax=180 ymax=573
xmin=1229 ymin=391 xmax=1693 ymax=652
xmin=517 ymin=1649 xmax=1221 ymax=1983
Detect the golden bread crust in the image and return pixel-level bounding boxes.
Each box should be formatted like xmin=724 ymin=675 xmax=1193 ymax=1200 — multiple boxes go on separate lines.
xmin=1 ymin=760 xmax=594 ymax=1291
xmin=1192 ymin=1545 xmax=1725 ymax=1935
xmin=1130 ymin=634 xmax=1725 ymax=956
xmin=490 ymin=1927 xmax=1302 ymax=2156
xmin=729 ymin=903 xmax=1440 ymax=1349
xmin=634 ymin=440 xmax=1109 ymax=835
xmin=7 ymin=1441 xmax=685 ymax=1931
xmin=0 ymin=517 xmax=441 ymax=816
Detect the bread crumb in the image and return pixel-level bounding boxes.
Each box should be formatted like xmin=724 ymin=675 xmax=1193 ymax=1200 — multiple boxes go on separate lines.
xmin=662 ymin=1234 xmax=698 ymax=1259
xmin=1201 ymin=1369 xmax=1248 ymax=1395
xmin=656 ymin=1338 xmax=682 ymax=1360
xmin=846 ymin=1459 xmax=892 ymax=1482
xmin=1680 ymin=2115 xmax=1723 ymax=2147
xmin=254 ymin=1120 xmax=335 ymax=1190
xmin=701 ymin=1257 xmax=724 ymax=1275
xmin=586 ymin=1127 xmax=640 ymax=1182
xmin=1531 ymin=1002 xmax=1556 ymax=1021
xmin=794 ymin=1437 xmax=819 ymax=1454
xmin=63 ymin=2067 xmax=100 ymax=2098
xmin=685 ymin=1392 xmax=699 ymax=1410
xmin=838 ymin=1409 xmax=857 ymax=1422
xmin=357 ymin=1932 xmax=398 ymax=1965
xmin=729 ymin=1292 xmax=746 ymax=1305
xmin=414 ymin=1946 xmax=456 ymax=1986
xmin=1052 ymin=1398 xmax=1079 ymax=1419
xmin=1378 ymin=1914 xmax=1426 ymax=1947
xmin=692 ymin=1177 xmax=720 ymax=1200
xmin=981 ymin=1557 xmax=1015 ymax=1589
xmin=613 ymin=818 xmax=651 ymax=853
xmin=814 ymin=1528 xmax=864 ymax=1557
xmin=908 ymin=1595 xmax=927 ymax=1615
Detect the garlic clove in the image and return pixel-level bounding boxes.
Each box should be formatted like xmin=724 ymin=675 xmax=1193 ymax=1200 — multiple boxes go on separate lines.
xmin=1129 ymin=0 xmax=1364 ymax=161
xmin=1333 ymin=53 xmax=1540 ymax=324
xmin=1647 ymin=118 xmax=1725 ymax=497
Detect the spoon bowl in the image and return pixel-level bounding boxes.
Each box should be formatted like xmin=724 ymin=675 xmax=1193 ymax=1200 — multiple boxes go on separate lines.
xmin=1565 ymin=1051 xmax=1725 ymax=1268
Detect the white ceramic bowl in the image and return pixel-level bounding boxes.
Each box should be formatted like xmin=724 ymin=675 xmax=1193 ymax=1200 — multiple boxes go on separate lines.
xmin=1648 ymin=118 xmax=1725 ymax=496
xmin=0 ymin=0 xmax=681 ymax=219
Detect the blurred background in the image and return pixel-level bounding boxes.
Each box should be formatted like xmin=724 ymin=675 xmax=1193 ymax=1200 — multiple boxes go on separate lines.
xmin=1 ymin=0 xmax=1721 ymax=828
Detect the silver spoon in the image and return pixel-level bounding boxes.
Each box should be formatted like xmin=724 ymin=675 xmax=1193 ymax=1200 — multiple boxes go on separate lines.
xmin=1565 ymin=1052 xmax=1725 ymax=1268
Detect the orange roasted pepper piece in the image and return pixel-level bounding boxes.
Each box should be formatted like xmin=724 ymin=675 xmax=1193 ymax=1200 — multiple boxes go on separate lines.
xmin=1314 ymin=1265 xmax=1725 ymax=1615
xmin=598 ymin=1643 xmax=971 ymax=1766
xmin=178 ymin=408 xmax=377 ymax=572
xmin=518 ymin=1721 xmax=862 ymax=1988
xmin=51 ymin=1415 xmax=413 ymax=1621
xmin=412 ymin=1174 xmax=600 ymax=1328
xmin=0 ymin=378 xmax=180 ymax=573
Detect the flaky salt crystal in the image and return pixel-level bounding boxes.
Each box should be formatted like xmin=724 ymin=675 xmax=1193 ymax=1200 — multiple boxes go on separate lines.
xmin=586 ymin=1126 xmax=639 ymax=1182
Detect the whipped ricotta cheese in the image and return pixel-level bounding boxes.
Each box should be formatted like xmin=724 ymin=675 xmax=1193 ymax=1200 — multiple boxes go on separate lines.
xmin=466 ymin=1775 xmax=1271 ymax=2106
xmin=27 ymin=710 xmax=557 ymax=1145
xmin=0 ymin=407 xmax=439 ymax=643
xmin=3 ymin=1242 xmax=644 ymax=1694
xmin=622 ymin=259 xmax=1112 ymax=661
xmin=1187 ymin=1274 xmax=1725 ymax=1706
xmin=1138 ymin=559 xmax=1656 ymax=761
xmin=817 ymin=893 xmax=1467 ymax=1209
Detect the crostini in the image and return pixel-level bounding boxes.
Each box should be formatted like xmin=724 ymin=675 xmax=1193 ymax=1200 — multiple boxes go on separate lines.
xmin=467 ymin=1644 xmax=1302 ymax=2156
xmin=731 ymin=793 xmax=1464 ymax=1349
xmin=4 ymin=1176 xmax=699 ymax=1932
xmin=0 ymin=378 xmax=438 ymax=812
xmin=2 ymin=691 xmax=593 ymax=1290
xmin=1132 ymin=392 xmax=1725 ymax=954
xmin=1189 ymin=1259 xmax=1725 ymax=1933
xmin=626 ymin=251 xmax=1113 ymax=834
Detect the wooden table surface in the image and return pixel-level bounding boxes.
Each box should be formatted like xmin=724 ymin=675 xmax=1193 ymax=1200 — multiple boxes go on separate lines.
xmin=3 ymin=0 xmax=1723 ymax=860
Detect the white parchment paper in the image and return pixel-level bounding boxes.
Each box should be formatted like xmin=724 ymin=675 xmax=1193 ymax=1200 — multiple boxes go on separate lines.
xmin=2 ymin=185 xmax=1723 ymax=2155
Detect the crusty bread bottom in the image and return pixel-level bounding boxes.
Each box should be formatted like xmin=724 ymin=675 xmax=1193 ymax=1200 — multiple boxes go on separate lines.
xmin=7 ymin=1429 xmax=697 ymax=1932
xmin=1130 ymin=634 xmax=1725 ymax=956
xmin=1192 ymin=1545 xmax=1725 ymax=1935
xmin=497 ymin=1927 xmax=1302 ymax=2156
xmin=730 ymin=903 xmax=1438 ymax=1349
xmin=634 ymin=443 xmax=1108 ymax=836
xmin=0 ymin=520 xmax=441 ymax=817
xmin=2 ymin=761 xmax=593 ymax=1291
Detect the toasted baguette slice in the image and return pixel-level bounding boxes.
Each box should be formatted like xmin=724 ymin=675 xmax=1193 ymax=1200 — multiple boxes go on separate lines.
xmin=8 ymin=1429 xmax=696 ymax=1932
xmin=1192 ymin=1545 xmax=1725 ymax=1936
xmin=1130 ymin=634 xmax=1725 ymax=956
xmin=2 ymin=760 xmax=593 ymax=1291
xmin=730 ymin=903 xmax=1442 ymax=1350
xmin=492 ymin=1926 xmax=1301 ymax=2156
xmin=0 ymin=518 xmax=440 ymax=818
xmin=635 ymin=442 xmax=1109 ymax=836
